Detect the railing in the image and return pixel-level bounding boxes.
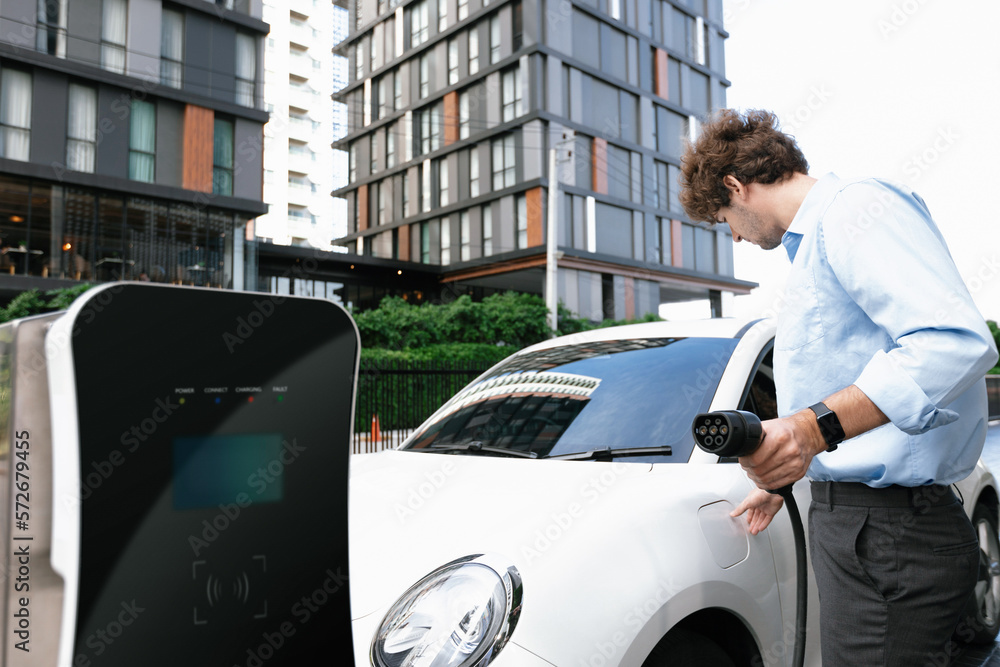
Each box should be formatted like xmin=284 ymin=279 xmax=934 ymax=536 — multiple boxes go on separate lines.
xmin=988 ymin=375 xmax=1000 ymax=421
xmin=352 ymin=359 xmax=493 ymax=455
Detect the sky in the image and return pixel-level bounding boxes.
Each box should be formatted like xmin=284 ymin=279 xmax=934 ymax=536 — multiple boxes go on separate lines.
xmin=667 ymin=0 xmax=1000 ymax=323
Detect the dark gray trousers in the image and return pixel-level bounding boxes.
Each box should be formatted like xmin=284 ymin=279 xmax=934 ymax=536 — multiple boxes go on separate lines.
xmin=808 ymin=482 xmax=979 ymax=667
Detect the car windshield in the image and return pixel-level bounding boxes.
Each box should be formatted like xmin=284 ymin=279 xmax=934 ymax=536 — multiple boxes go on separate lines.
xmin=403 ymin=337 xmax=740 ymax=462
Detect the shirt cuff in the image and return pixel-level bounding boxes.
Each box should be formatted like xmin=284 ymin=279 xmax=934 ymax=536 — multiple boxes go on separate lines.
xmin=853 ymin=349 xmax=959 ymax=434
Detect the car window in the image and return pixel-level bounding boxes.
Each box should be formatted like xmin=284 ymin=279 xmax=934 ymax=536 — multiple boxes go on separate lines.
xmin=403 ymin=337 xmax=740 ymax=462
xmin=740 ymin=348 xmax=778 ymax=420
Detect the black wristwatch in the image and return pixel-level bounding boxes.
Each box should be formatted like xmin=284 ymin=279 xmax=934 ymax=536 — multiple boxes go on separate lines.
xmin=808 ymin=401 xmax=845 ymax=452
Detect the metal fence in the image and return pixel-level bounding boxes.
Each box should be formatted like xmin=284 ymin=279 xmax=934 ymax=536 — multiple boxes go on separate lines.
xmin=353 ymin=359 xmax=494 ymax=454
xmin=989 ymin=375 xmax=1000 ymax=422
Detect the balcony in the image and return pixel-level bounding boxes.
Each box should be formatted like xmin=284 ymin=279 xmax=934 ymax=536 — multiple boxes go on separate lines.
xmin=289 ymin=81 xmax=321 ymax=114
xmin=289 ymin=20 xmax=320 ymax=48
xmin=289 ymin=51 xmax=322 ymax=79
xmin=288 ymin=145 xmax=318 ymax=175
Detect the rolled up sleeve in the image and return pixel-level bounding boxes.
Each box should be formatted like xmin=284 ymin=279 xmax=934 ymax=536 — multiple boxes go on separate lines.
xmin=821 ymin=181 xmax=999 ymax=435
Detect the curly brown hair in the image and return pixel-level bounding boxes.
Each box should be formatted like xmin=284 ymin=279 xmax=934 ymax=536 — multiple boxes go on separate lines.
xmin=679 ymin=109 xmax=809 ymax=223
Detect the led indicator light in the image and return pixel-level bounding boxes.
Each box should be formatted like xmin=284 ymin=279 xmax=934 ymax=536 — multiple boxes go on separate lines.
xmin=179 ymin=398 xmax=186 ymax=405
xmin=277 ymin=395 xmax=284 ymax=402
xmin=248 ymin=396 xmax=254 ymax=403
xmin=215 ymin=397 xmax=221 ymax=405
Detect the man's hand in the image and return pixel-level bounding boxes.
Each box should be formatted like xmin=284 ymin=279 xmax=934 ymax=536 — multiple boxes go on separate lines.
xmin=739 ymin=410 xmax=827 ymax=491
xmin=730 ymin=488 xmax=785 ymax=535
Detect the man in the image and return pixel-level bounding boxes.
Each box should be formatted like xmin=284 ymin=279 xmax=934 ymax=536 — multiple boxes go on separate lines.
xmin=679 ymin=108 xmax=998 ymax=665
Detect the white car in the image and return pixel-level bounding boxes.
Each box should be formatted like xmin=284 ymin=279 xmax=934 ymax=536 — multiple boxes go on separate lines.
xmin=349 ymin=318 xmax=1000 ymax=666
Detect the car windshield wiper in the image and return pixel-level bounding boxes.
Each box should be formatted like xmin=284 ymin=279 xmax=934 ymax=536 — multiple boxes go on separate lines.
xmin=425 ymin=442 xmax=538 ymax=458
xmin=541 ymin=445 xmax=673 ymax=461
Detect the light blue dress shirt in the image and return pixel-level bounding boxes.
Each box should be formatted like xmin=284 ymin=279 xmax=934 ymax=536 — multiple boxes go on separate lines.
xmin=775 ymin=173 xmax=998 ymax=487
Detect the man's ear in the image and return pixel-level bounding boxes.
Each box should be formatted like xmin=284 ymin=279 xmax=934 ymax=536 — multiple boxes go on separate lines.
xmin=722 ymin=174 xmax=745 ymax=201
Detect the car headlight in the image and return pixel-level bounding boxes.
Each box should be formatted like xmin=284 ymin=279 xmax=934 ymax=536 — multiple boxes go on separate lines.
xmin=371 ymin=554 xmax=523 ymax=667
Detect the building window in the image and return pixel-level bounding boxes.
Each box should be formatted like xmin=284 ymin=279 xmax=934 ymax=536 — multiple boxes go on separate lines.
xmin=394 ymin=71 xmax=402 ymax=109
xmin=469 ymin=28 xmax=479 ymax=74
xmin=355 ymin=43 xmax=364 ymax=80
xmin=0 ymin=69 xmax=31 ymax=162
xmin=370 ymin=133 xmax=378 ymax=173
xmin=377 ymin=76 xmax=389 ymax=118
xmin=236 ymin=33 xmax=257 ymax=107
xmin=377 ymin=181 xmax=387 ymax=225
xmin=411 ymin=0 xmax=428 ymax=46
xmin=349 ymin=143 xmax=357 ymax=182
xmin=418 ymin=103 xmax=442 ymax=155
xmin=502 ymin=66 xmax=522 ymax=122
xmin=431 ymin=105 xmax=442 ymax=150
xmin=490 ymin=15 xmax=501 ymax=64
xmin=66 ymin=83 xmax=97 ymax=172
xmin=387 ymin=126 xmax=396 ymax=168
xmin=402 ymin=171 xmax=410 ymax=216
xmin=513 ymin=0 xmax=522 ymax=50
xmin=448 ymin=40 xmax=459 ymax=85
xmin=438 ymin=0 xmax=447 ymax=32
xmin=460 ymin=211 xmax=471 ymax=260
xmin=458 ymin=0 xmax=469 ymax=20
xmin=459 ymin=91 xmax=470 ymax=139
xmin=440 ymin=218 xmax=451 ymax=264
xmin=515 ymin=194 xmax=527 ymax=248
xmin=37 ymin=0 xmax=67 ymax=57
xmin=482 ymin=205 xmax=492 ymax=255
xmin=213 ymin=118 xmax=234 ymax=195
xmin=469 ymin=147 xmax=479 ymax=196
xmin=101 ymin=0 xmax=127 ymax=74
xmin=370 ymin=29 xmax=377 ymax=70
xmin=491 ymin=134 xmax=515 ymax=190
xmin=439 ymin=158 xmax=449 ymax=206
xmin=420 ymin=222 xmax=430 ymax=262
xmin=419 ymin=54 xmax=429 ymax=98
xmin=128 ymin=100 xmax=156 ymax=182
xmin=161 ymin=9 xmax=184 ymax=88
xmin=421 ymin=161 xmax=431 ymax=212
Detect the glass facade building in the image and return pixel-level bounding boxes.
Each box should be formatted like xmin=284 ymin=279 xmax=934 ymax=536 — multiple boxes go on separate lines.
xmin=332 ymin=0 xmax=756 ymax=319
xmin=0 ymin=0 xmax=268 ymax=295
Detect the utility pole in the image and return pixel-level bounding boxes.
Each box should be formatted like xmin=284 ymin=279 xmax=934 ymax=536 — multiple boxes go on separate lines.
xmin=546 ymin=136 xmax=572 ymax=335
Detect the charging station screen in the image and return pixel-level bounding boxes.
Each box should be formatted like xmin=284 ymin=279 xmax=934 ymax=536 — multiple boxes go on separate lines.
xmin=172 ymin=433 xmax=284 ymax=509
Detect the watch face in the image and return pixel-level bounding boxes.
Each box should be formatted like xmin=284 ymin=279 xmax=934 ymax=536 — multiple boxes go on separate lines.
xmin=812 ymin=403 xmax=845 ymax=445
xmin=68 ymin=285 xmax=357 ymax=665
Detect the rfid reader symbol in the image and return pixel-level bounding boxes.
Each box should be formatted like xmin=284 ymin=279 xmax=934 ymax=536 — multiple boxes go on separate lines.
xmin=204 ymin=571 xmax=252 ymax=607
xmin=192 ymin=556 xmax=267 ymax=625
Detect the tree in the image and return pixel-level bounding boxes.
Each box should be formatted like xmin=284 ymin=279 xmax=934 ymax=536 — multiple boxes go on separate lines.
xmin=989 ymin=320 xmax=1000 ymax=375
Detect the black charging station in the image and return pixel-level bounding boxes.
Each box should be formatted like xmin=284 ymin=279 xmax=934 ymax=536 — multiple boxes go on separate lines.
xmin=2 ymin=283 xmax=359 ymax=665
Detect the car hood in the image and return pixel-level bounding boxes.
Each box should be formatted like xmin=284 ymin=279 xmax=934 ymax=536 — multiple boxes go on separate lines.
xmin=348 ymin=449 xmax=657 ymax=618
xmin=347 ymin=449 xmax=788 ymax=666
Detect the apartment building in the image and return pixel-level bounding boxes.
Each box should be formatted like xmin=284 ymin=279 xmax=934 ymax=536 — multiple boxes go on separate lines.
xmin=256 ymin=0 xmax=337 ymax=250
xmin=0 ymin=0 xmax=268 ymax=295
xmin=331 ymin=0 xmax=755 ymax=319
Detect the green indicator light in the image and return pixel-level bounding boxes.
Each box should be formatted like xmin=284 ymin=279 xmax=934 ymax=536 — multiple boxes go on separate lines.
xmin=277 ymin=395 xmax=284 ymax=402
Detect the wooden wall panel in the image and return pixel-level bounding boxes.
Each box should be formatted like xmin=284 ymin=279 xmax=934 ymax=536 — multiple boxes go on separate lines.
xmin=592 ymin=137 xmax=608 ymax=195
xmin=183 ymin=105 xmax=214 ymax=193
xmin=358 ymin=184 xmax=369 ymax=232
xmin=443 ymin=91 xmax=459 ymax=146
xmin=671 ymin=219 xmax=683 ymax=267
xmin=398 ymin=223 xmax=410 ymax=261
xmin=526 ymin=186 xmax=544 ymax=247
xmin=654 ymin=49 xmax=669 ymax=100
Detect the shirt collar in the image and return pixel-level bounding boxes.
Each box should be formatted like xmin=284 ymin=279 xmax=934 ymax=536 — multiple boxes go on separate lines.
xmin=781 ymin=172 xmax=840 ymax=262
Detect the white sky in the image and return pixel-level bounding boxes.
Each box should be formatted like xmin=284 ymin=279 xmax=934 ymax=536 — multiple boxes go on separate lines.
xmin=666 ymin=0 xmax=1000 ymax=323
